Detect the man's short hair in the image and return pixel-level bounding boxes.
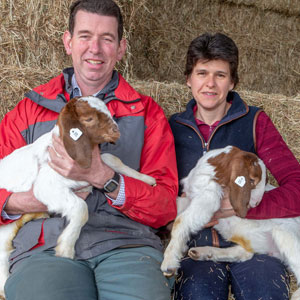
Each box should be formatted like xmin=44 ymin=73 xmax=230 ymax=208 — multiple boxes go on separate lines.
xmin=185 ymin=33 xmax=239 ymax=88
xmin=69 ymin=0 xmax=123 ymax=42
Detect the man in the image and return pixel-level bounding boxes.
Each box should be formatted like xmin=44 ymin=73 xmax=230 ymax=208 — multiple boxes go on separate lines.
xmin=0 ymin=1 xmax=178 ymax=299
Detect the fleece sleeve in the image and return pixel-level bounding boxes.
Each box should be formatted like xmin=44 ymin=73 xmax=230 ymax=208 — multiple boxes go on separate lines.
xmin=247 ymin=111 xmax=300 ymax=219
xmin=0 ymin=103 xmax=28 ymax=224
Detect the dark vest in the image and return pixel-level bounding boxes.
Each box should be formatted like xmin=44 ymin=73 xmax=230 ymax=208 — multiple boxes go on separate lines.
xmin=169 ymin=91 xmax=262 ymax=183
xmin=169 ymin=91 xmax=262 ymax=248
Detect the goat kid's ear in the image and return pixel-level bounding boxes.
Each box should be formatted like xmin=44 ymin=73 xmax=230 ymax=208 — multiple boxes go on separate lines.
xmin=228 ymin=158 xmax=253 ymax=218
xmin=58 ymin=101 xmax=93 ymax=169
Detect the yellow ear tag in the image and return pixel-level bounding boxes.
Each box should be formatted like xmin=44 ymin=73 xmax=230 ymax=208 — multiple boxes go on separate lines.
xmin=235 ymin=176 xmax=246 ymax=187
xmin=70 ymin=128 xmax=83 ymax=141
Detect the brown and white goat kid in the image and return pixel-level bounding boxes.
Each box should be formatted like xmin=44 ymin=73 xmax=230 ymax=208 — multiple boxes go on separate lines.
xmin=161 ymin=145 xmax=300 ymax=300
xmin=0 ymin=96 xmax=156 ymax=299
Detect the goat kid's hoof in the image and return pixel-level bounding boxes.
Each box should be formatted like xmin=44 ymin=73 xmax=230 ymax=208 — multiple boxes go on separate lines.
xmin=188 ymin=247 xmax=212 ymax=261
xmin=161 ymin=258 xmax=179 ymax=277
xmin=54 ymin=245 xmax=75 ymax=260
xmin=162 ymin=269 xmax=176 ymax=278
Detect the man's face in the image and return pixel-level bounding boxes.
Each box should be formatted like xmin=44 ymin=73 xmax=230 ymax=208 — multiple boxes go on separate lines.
xmin=63 ymin=10 xmax=126 ymax=94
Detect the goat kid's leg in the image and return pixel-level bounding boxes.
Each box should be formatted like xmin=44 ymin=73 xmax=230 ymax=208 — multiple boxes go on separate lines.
xmin=0 ymin=213 xmax=48 ymax=299
xmin=54 ymin=193 xmax=89 ymax=259
xmin=271 ymin=227 xmax=300 ymax=300
xmin=34 ymin=177 xmax=89 ymax=259
xmin=0 ymin=222 xmax=19 ymax=299
xmin=188 ymin=245 xmax=253 ymax=263
xmin=161 ymin=195 xmax=216 ymax=277
xmin=101 ymin=153 xmax=156 ymax=186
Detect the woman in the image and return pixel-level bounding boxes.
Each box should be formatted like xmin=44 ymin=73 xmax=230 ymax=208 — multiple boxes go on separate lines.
xmin=169 ymin=32 xmax=300 ymax=299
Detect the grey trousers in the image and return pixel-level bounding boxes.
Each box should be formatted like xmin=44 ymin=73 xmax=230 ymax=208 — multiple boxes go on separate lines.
xmin=5 ymin=246 xmax=171 ymax=300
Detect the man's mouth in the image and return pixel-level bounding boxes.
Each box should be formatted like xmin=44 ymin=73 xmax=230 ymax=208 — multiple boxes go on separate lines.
xmin=86 ymin=59 xmax=104 ymax=65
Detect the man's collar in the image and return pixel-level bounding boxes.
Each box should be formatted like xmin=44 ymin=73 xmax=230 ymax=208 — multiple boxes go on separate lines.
xmin=63 ymin=68 xmax=119 ymax=100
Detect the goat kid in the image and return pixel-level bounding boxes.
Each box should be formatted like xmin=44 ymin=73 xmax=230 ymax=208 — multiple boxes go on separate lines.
xmin=161 ymin=145 xmax=300 ymax=300
xmin=0 ymin=96 xmax=156 ymax=299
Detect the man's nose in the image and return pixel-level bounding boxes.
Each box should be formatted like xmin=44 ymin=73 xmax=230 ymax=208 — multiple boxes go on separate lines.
xmin=89 ymin=38 xmax=102 ymax=54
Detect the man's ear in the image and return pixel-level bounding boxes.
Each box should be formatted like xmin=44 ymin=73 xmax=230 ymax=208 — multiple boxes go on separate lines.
xmin=63 ymin=30 xmax=72 ymax=55
xmin=117 ymin=38 xmax=127 ymax=61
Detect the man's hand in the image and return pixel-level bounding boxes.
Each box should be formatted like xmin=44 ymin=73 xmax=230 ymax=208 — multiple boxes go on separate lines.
xmin=48 ymin=134 xmax=120 ymax=198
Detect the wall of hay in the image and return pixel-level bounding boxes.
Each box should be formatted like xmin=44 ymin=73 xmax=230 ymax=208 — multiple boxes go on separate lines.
xmin=0 ymin=0 xmax=299 ymax=108
xmin=121 ymin=0 xmax=300 ymax=96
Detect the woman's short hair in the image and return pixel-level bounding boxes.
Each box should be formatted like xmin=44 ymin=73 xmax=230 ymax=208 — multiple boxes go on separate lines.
xmin=185 ymin=33 xmax=239 ymax=87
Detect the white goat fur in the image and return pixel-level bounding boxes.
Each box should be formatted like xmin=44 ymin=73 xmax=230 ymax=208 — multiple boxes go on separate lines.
xmin=0 ymin=96 xmax=156 ymax=299
xmin=161 ymin=145 xmax=300 ymax=300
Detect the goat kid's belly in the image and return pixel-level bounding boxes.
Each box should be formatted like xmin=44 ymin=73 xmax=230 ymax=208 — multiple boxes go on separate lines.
xmin=0 ymin=132 xmax=52 ymax=193
xmin=34 ymin=165 xmax=90 ymax=207
xmin=214 ymin=216 xmax=300 ymax=259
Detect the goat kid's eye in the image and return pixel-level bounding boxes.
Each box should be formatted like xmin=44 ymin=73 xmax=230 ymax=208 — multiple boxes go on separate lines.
xmin=85 ymin=118 xmax=93 ymax=122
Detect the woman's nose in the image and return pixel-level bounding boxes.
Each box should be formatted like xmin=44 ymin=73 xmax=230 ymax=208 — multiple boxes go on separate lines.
xmin=206 ymin=75 xmax=216 ymax=88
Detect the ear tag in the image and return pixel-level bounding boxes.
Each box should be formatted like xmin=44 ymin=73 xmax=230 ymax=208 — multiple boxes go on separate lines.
xmin=70 ymin=128 xmax=83 ymax=141
xmin=235 ymin=176 xmax=246 ymax=187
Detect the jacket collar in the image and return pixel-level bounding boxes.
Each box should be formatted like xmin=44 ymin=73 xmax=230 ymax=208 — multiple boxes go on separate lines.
xmin=25 ymin=68 xmax=141 ymax=113
xmin=176 ymin=91 xmax=249 ymax=125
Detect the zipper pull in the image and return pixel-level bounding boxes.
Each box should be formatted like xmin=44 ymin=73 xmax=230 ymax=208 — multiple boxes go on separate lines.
xmin=203 ymin=143 xmax=208 ymax=154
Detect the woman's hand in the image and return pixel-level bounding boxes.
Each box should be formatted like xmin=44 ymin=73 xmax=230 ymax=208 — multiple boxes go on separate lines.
xmin=204 ymin=188 xmax=236 ymax=227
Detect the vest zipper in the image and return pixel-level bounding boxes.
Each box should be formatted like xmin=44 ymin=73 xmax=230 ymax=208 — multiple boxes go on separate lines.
xmin=206 ymin=111 xmax=248 ymax=151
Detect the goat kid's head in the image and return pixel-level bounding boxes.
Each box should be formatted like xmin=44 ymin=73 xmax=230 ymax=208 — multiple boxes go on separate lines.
xmin=208 ymin=146 xmax=266 ymax=218
xmin=58 ymin=96 xmax=120 ymax=169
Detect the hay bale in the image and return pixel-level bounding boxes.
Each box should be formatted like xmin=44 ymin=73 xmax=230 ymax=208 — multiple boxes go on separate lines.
xmin=1 ymin=0 xmax=299 ymax=98
xmin=224 ymin=0 xmax=300 ymax=16
xmin=123 ymin=0 xmax=300 ymax=96
xmin=0 ymin=0 xmax=69 ymax=73
xmin=131 ymin=79 xmax=300 ymax=162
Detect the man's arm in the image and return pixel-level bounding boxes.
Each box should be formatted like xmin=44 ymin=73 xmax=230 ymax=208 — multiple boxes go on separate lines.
xmin=110 ymin=98 xmax=178 ymax=228
xmin=4 ymin=188 xmax=47 ymax=215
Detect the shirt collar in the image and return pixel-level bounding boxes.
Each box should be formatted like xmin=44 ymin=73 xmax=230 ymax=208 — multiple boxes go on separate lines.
xmin=71 ymin=70 xmax=119 ymax=100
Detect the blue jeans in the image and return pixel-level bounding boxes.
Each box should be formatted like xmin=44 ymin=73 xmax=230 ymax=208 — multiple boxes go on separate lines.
xmin=5 ymin=247 xmax=171 ymax=300
xmin=173 ymin=230 xmax=290 ymax=300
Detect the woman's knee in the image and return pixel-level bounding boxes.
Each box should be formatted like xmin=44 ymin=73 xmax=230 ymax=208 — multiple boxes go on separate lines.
xmin=173 ymin=258 xmax=230 ymax=300
xmin=230 ymin=254 xmax=290 ymax=300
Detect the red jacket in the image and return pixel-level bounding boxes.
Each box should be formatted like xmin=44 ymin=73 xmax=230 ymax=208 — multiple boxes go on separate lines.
xmin=0 ymin=71 xmax=178 ymax=231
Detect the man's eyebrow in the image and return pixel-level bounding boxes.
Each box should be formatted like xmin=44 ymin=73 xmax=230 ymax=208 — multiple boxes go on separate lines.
xmin=76 ymin=30 xmax=116 ymax=40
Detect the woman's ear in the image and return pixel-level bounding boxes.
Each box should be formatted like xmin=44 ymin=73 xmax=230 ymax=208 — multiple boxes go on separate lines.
xmin=186 ymin=76 xmax=191 ymax=88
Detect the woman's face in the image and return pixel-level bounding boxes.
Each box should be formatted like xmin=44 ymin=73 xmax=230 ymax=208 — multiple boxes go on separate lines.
xmin=187 ymin=59 xmax=234 ymax=112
